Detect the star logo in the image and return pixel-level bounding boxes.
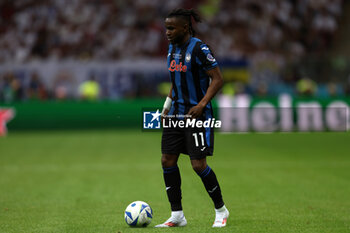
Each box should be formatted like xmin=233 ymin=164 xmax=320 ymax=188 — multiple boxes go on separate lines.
xmin=0 ymin=108 xmax=15 ymax=136
xmin=150 ymin=109 xmax=161 ymax=122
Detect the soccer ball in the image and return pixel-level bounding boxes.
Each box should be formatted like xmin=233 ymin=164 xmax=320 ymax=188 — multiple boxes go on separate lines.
xmin=124 ymin=201 xmax=153 ymax=227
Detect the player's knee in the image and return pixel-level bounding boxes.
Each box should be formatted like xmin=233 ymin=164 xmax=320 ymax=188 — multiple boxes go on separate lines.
xmin=191 ymin=162 xmax=207 ymax=174
xmin=161 ymin=157 xmax=169 ymax=167
xmin=161 ymin=154 xmax=177 ymax=168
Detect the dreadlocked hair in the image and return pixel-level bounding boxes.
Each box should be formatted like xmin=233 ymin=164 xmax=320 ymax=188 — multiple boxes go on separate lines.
xmin=167 ymin=8 xmax=201 ymax=36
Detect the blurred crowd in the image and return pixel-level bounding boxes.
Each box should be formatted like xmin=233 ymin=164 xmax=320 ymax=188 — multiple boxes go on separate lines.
xmin=208 ymin=0 xmax=343 ymax=60
xmin=0 ymin=0 xmax=192 ymax=62
xmin=1 ymin=68 xmax=350 ymax=103
xmin=0 ymin=0 xmax=344 ymax=62
xmin=0 ymin=70 xmax=104 ymax=102
xmin=0 ymin=0 xmax=349 ymax=101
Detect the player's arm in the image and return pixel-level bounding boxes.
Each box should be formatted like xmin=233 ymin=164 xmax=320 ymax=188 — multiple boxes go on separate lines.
xmin=187 ymin=67 xmax=223 ymax=118
xmin=167 ymin=83 xmax=173 ymax=99
xmin=161 ymin=84 xmax=173 ymax=116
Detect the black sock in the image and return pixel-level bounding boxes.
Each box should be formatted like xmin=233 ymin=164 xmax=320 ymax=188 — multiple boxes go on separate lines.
xmin=163 ymin=165 xmax=182 ymax=211
xmin=197 ymin=165 xmax=224 ymax=209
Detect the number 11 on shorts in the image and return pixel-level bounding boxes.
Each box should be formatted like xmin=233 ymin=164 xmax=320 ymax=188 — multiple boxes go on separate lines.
xmin=192 ymin=132 xmax=205 ymax=147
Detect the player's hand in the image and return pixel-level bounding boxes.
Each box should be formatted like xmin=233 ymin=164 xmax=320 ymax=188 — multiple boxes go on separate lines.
xmin=161 ymin=109 xmax=169 ymax=123
xmin=187 ymin=104 xmax=205 ymax=119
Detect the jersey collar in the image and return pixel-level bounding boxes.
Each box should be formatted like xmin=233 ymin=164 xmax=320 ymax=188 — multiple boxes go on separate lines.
xmin=174 ymin=36 xmax=192 ymax=49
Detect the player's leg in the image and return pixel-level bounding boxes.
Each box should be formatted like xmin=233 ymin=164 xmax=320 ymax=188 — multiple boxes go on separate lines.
xmin=156 ymin=126 xmax=187 ymax=228
xmin=192 ymin=157 xmax=224 ymax=207
xmin=161 ymin=153 xmax=182 ymax=212
xmin=155 ymin=153 xmax=187 ymax=227
xmin=191 ymin=157 xmax=229 ymax=227
xmin=187 ymin=123 xmax=229 ymax=227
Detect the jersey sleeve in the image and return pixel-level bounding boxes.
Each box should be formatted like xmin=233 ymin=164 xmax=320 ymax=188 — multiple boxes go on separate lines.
xmin=194 ymin=43 xmax=218 ymax=71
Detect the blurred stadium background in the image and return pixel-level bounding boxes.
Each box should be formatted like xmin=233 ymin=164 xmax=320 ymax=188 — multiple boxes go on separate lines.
xmin=1 ymin=1 xmax=350 ymax=233
xmin=0 ymin=0 xmax=349 ymax=131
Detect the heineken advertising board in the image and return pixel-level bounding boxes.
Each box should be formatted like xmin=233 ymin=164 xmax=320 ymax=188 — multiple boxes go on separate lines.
xmin=218 ymin=94 xmax=350 ymax=132
xmin=1 ymin=97 xmax=349 ymax=131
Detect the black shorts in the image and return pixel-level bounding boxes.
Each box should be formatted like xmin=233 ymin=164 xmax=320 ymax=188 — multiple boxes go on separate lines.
xmin=161 ymin=119 xmax=214 ymax=160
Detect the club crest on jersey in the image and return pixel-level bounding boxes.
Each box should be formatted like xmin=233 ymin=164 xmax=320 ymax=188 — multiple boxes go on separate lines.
xmin=207 ymin=53 xmax=216 ymax=62
xmin=172 ymin=54 xmax=182 ymax=59
xmin=185 ymin=53 xmax=191 ymax=62
xmin=169 ymin=60 xmax=187 ymax=72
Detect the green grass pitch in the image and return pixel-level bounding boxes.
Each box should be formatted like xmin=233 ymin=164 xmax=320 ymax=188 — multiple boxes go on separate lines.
xmin=0 ymin=130 xmax=350 ymax=233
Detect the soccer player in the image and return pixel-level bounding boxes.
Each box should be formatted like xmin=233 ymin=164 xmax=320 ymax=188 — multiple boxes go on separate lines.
xmin=155 ymin=8 xmax=229 ymax=228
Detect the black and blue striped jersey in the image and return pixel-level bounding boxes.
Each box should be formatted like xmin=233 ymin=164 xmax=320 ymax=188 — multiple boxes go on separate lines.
xmin=167 ymin=37 xmax=218 ymax=119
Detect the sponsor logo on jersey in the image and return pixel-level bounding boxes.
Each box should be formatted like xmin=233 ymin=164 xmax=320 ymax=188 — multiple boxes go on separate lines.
xmin=207 ymin=53 xmax=216 ymax=62
xmin=201 ymin=46 xmax=209 ymax=51
xmin=185 ymin=53 xmax=191 ymax=62
xmin=168 ymin=60 xmax=187 ymax=72
xmin=172 ymin=54 xmax=182 ymax=59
